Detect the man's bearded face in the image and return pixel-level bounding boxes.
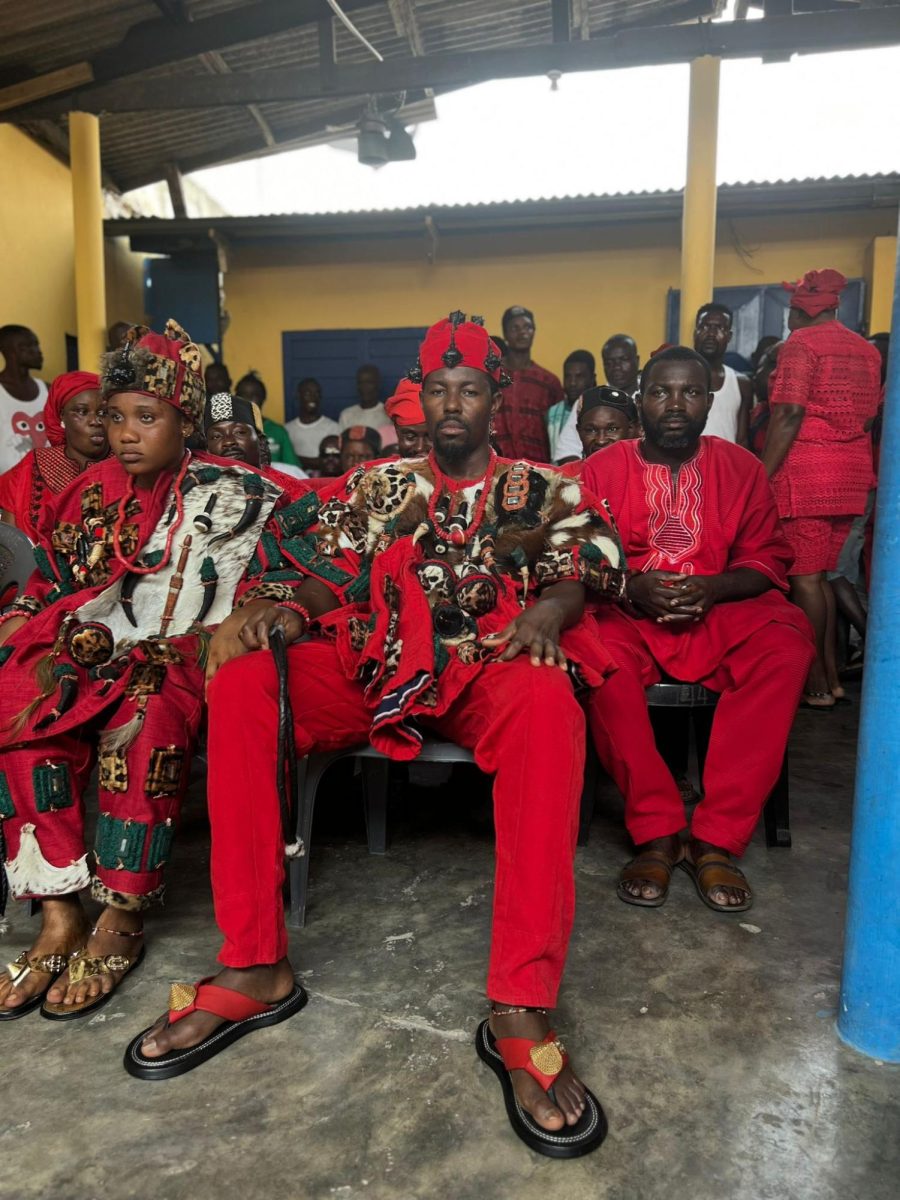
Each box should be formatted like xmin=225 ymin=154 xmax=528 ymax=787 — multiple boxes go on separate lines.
xmin=639 ymin=360 xmax=711 ymax=452
xmin=421 ymin=366 xmax=496 ymax=465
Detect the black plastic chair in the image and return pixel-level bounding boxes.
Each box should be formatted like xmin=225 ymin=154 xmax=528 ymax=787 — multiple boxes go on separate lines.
xmin=643 ymin=681 xmax=790 ymax=850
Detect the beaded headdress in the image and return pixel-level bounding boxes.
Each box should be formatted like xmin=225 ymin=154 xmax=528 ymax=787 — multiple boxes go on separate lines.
xmin=409 ymin=311 xmax=511 ymax=389
xmin=100 ymin=318 xmax=206 ymax=425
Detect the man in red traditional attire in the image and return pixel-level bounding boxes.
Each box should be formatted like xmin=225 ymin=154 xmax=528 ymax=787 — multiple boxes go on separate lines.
xmin=127 ymin=312 xmax=625 ymax=1160
xmin=762 ymin=269 xmax=881 ymax=709
xmin=491 ymin=305 xmax=562 ymax=463
xmin=583 ymin=346 xmax=814 ymax=913
xmin=0 ymin=321 xmax=298 ymax=1024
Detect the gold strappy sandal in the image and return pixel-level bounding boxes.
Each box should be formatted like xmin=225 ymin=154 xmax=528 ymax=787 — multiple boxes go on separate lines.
xmin=0 ymin=950 xmax=71 ymax=1021
xmin=41 ymin=925 xmax=145 ymax=1022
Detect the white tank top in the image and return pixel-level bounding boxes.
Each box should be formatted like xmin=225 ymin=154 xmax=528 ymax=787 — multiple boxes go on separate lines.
xmin=703 ymin=365 xmax=742 ymax=443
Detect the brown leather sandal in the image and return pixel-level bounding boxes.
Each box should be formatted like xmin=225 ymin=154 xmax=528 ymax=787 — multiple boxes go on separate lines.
xmin=616 ymin=849 xmax=680 ymax=908
xmin=679 ymin=852 xmax=753 ymax=913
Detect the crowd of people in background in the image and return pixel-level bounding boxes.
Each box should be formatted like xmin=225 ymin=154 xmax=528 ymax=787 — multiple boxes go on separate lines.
xmin=0 ymin=277 xmax=885 ymax=709
xmin=0 ymin=271 xmax=885 ymax=1159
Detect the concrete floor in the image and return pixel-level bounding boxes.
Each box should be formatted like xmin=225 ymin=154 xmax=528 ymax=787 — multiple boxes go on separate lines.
xmin=2 ymin=680 xmax=899 ymax=1200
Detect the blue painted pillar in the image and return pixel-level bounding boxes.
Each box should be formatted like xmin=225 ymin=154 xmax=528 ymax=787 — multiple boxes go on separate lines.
xmin=837 ymin=222 xmax=900 ymax=1062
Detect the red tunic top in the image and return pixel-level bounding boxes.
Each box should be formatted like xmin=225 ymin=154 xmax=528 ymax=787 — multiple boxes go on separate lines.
xmin=0 ymin=447 xmax=85 ymax=542
xmin=582 ymin=438 xmax=813 ymax=681
xmin=492 ymin=361 xmax=562 ymax=463
xmin=768 ymin=321 xmax=881 ymax=518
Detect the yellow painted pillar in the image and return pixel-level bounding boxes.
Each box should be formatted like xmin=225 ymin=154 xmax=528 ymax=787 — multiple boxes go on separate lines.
xmin=69 ymin=111 xmax=107 ymax=371
xmin=868 ymin=235 xmax=897 ymax=333
xmin=679 ymin=56 xmax=721 ymax=346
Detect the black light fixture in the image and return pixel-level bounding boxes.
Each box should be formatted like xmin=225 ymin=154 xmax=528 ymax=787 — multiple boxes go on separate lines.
xmin=357 ymin=110 xmax=390 ymax=166
xmin=356 ymin=102 xmax=417 ymax=166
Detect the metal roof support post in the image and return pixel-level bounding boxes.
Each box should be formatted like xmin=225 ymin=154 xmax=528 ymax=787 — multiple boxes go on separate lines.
xmin=69 ymin=111 xmax=107 ymax=371
xmin=837 ymin=217 xmax=900 ymax=1064
xmin=679 ymin=54 xmax=720 ymax=345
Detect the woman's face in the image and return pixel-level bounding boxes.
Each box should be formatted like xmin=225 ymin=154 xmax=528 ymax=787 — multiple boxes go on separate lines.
xmin=106 ymin=392 xmax=190 ymax=487
xmin=62 ymin=388 xmax=108 ymax=462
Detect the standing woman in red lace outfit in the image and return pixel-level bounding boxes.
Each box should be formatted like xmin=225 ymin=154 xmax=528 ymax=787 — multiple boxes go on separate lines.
xmin=763 ymin=269 xmax=882 ymax=709
xmin=0 ymin=371 xmax=108 ymax=542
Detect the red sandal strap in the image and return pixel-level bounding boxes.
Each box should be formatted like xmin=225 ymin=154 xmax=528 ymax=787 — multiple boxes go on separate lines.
xmin=167 ymin=978 xmax=273 ymax=1026
xmin=494 ymin=1031 xmax=569 ymax=1091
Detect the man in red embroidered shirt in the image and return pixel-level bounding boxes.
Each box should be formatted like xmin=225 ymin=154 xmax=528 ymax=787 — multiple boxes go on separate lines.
xmin=762 ymin=269 xmax=881 ymax=709
xmin=584 ymin=347 xmax=814 ymax=913
xmin=491 ymin=305 xmax=562 ymax=463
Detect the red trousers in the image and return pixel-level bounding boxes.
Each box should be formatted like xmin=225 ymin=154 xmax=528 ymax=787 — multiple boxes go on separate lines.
xmin=587 ymin=621 xmax=813 ymax=855
xmin=0 ymin=666 xmax=203 ymax=909
xmin=206 ymin=639 xmax=586 ymax=1007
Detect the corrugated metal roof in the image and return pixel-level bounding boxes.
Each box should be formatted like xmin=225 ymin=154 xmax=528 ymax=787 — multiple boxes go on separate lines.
xmin=104 ymin=173 xmax=900 ymax=254
xmin=2 ymin=0 xmax=720 ymax=191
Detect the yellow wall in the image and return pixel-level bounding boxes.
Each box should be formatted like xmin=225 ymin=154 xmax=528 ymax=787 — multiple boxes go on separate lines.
xmin=223 ymin=206 xmax=896 ymax=422
xmin=0 ymin=127 xmax=145 ymax=380
xmin=0 ymin=126 xmax=76 ymax=381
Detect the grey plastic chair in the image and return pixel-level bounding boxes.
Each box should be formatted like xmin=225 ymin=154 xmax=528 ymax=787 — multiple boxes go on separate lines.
xmin=286 ymin=739 xmax=599 ymax=929
xmin=0 ymin=522 xmax=36 ymax=601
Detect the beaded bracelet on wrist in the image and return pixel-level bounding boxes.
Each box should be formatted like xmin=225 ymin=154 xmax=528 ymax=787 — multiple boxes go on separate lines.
xmin=275 ymin=600 xmax=311 ymax=626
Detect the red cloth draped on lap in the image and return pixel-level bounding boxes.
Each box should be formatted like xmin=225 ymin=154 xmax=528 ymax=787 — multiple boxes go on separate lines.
xmin=319 ymin=537 xmax=616 ymax=758
xmin=582 ymin=437 xmax=813 ymax=680
xmin=271 ymin=454 xmax=625 ymax=757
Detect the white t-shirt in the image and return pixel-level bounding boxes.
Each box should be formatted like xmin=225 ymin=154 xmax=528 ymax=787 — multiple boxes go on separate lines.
xmin=0 ymin=379 xmax=49 ymax=474
xmin=270 ymin=461 xmax=308 ymax=480
xmin=285 ymin=414 xmax=340 ymax=459
xmin=703 ymin=365 xmax=744 ymax=443
xmin=338 ymin=402 xmax=387 ymax=432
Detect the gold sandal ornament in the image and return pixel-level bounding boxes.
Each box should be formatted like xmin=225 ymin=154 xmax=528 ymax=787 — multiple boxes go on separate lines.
xmin=6 ymin=951 xmax=69 ymax=987
xmin=40 ymin=926 xmax=145 ymax=1022
xmin=67 ymin=951 xmax=133 ymax=984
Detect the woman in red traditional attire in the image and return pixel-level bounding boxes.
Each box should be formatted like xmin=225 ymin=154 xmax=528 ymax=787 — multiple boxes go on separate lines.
xmin=763 ymin=269 xmax=881 ymax=708
xmin=0 ymin=370 xmax=108 ymax=542
xmin=0 ymin=321 xmax=297 ymax=1025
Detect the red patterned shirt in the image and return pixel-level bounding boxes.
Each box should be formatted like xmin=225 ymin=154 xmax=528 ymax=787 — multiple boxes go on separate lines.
xmin=492 ymin=361 xmax=563 ymax=463
xmin=768 ymin=321 xmax=881 ymax=517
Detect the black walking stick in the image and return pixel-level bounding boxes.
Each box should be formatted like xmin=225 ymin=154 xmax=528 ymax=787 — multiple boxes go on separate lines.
xmin=270 ymin=624 xmax=304 ymax=860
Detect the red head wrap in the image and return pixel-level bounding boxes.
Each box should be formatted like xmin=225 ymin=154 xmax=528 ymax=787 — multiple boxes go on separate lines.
xmin=99 ymin=318 xmax=205 ymax=425
xmin=783 ymin=269 xmax=847 ymax=318
xmin=410 ymin=312 xmax=510 ymax=388
xmin=44 ymin=370 xmax=100 ymax=447
xmin=385 ymin=379 xmax=425 ymax=427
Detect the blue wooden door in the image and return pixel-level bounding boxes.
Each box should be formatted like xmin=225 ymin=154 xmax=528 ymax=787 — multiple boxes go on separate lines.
xmin=281 ymin=326 xmax=428 ymax=422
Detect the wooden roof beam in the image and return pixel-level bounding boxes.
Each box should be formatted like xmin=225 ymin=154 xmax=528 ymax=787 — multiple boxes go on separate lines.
xmin=11 ymin=9 xmax=900 ymax=117
xmin=0 ymin=0 xmax=374 ymax=115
